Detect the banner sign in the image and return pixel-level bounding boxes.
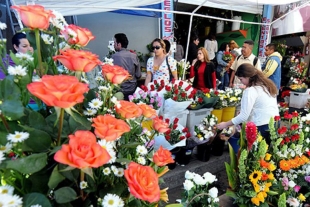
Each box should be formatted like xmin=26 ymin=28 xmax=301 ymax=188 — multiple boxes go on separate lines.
xmin=161 ymin=0 xmax=174 ymax=42
xmin=258 ymin=5 xmax=272 ymax=58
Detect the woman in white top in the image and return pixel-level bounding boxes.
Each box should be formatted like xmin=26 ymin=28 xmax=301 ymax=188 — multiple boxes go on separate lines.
xmin=144 ymin=38 xmax=177 ymax=86
xmin=217 ymin=63 xmax=279 ymax=144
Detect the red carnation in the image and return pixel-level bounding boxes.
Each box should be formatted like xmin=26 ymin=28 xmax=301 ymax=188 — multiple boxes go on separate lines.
xmin=245 ymin=122 xmax=257 ymax=151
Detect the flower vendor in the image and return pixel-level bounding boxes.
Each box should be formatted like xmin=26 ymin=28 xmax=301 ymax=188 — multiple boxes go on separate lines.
xmin=217 ymin=63 xmax=279 ymax=144
xmin=189 ymin=47 xmax=217 ymax=91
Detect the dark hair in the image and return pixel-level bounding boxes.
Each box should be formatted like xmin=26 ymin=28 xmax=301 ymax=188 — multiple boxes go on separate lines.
xmin=266 ymin=43 xmax=277 ymax=52
xmin=151 ymin=38 xmax=166 ymax=53
xmin=244 ymin=40 xmax=254 ymax=46
xmin=219 ymin=42 xmax=228 ymax=51
xmin=190 ymin=35 xmax=199 ymax=42
xmin=114 ymin=33 xmax=129 ymax=48
xmin=12 ymin=32 xmax=27 ymax=50
xmin=163 ymin=39 xmax=171 ymax=53
xmin=236 ymin=63 xmax=277 ymax=97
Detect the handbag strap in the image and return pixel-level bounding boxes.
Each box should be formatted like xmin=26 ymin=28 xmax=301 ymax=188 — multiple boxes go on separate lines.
xmin=166 ymin=56 xmax=173 ymax=78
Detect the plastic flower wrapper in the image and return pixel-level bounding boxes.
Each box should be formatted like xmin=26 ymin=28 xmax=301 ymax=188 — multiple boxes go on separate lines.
xmin=188 ymin=90 xmax=205 ymax=110
xmin=225 ymin=122 xmax=278 ymax=207
xmin=168 ymin=171 xmax=220 ymax=207
xmin=154 ymin=117 xmax=191 ymax=151
xmin=192 ymin=114 xmax=218 ymax=145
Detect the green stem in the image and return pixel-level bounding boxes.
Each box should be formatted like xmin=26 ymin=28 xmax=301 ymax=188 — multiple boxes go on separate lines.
xmin=80 ymin=170 xmax=85 ymax=200
xmin=0 ymin=113 xmax=10 ymax=132
xmin=35 ymin=29 xmax=43 ymax=77
xmin=56 ymin=108 xmax=65 ymax=146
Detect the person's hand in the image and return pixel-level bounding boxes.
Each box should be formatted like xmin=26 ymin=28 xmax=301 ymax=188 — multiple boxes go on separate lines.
xmin=216 ymin=122 xmax=228 ymax=130
xmin=229 ymin=82 xmax=233 ymax=88
xmin=192 ymin=59 xmax=197 ymax=66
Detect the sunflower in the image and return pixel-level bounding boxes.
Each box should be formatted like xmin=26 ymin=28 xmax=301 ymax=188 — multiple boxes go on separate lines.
xmin=279 ymin=160 xmax=291 ymax=171
xmin=249 ymin=170 xmax=262 ymax=183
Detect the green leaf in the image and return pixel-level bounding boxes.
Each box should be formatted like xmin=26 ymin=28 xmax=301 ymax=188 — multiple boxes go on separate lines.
xmin=165 ymin=204 xmax=183 ymax=207
xmin=65 ymin=108 xmax=91 ymax=130
xmin=23 ymin=128 xmax=52 ymax=152
xmin=121 ymin=142 xmax=141 ymax=148
xmin=228 ymin=143 xmax=237 ymax=169
xmin=28 ymin=110 xmax=48 ymax=130
xmin=225 ymin=162 xmax=237 ymax=190
xmin=0 ymin=131 xmax=8 ymax=145
xmin=225 ymin=189 xmax=237 ymax=199
xmin=68 ymin=116 xmax=90 ymax=132
xmin=54 ymin=187 xmax=77 ymax=204
xmin=5 ymin=153 xmax=47 ymax=174
xmin=48 ymin=165 xmax=66 ymax=189
xmin=23 ymin=193 xmax=52 ymax=207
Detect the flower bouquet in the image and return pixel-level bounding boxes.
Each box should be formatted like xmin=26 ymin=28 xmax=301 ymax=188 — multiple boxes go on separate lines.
xmin=0 ymin=5 xmax=177 ymax=207
xmin=222 ymin=51 xmax=233 ymax=62
xmin=224 ymin=87 xmax=243 ymax=107
xmin=201 ymin=88 xmax=220 ymax=108
xmin=177 ymin=59 xmax=190 ymax=80
xmin=287 ymin=56 xmax=308 ymax=79
xmin=289 ymin=81 xmax=308 ymax=93
xmin=192 ymin=114 xmax=218 ymax=145
xmin=188 ymin=90 xmax=205 ymax=110
xmin=212 ymin=90 xmax=227 ymax=109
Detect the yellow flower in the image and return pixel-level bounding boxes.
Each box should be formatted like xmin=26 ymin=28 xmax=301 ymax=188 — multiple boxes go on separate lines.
xmin=298 ymin=194 xmax=306 ymax=202
xmin=263 ymin=182 xmax=272 ymax=192
xmin=261 ymin=191 xmax=267 ymax=198
xmin=160 ymin=188 xmax=169 ymax=203
xmin=257 ymin=192 xmax=265 ymax=202
xmin=257 ymin=134 xmax=263 ymax=142
xmin=253 ymin=183 xmax=261 ymax=193
xmin=265 ymin=153 xmax=272 ymax=161
xmin=268 ymin=163 xmax=276 ymax=171
xmin=205 ymin=93 xmax=210 ymax=98
xmin=268 ymin=173 xmax=275 ymax=180
xmin=249 ymin=170 xmax=262 ymax=183
xmin=251 ymin=197 xmax=260 ymax=206
xmin=197 ymin=134 xmax=202 ymax=138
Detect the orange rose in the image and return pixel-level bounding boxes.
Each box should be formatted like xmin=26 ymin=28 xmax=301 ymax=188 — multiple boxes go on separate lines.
xmin=153 ymin=117 xmax=170 ymax=133
xmin=11 ymin=5 xmax=54 ymax=30
xmin=124 ymin=162 xmax=160 ymax=203
xmin=61 ymin=24 xmax=95 ymax=47
xmin=27 ymin=75 xmax=89 ymax=108
xmin=54 ymin=130 xmax=111 ymax=169
xmin=92 ymin=114 xmax=130 ymax=141
xmin=115 ymin=101 xmax=143 ymax=119
xmin=101 ymin=64 xmax=129 ymax=84
xmin=153 ymin=146 xmax=174 ymax=167
xmin=138 ymin=104 xmax=157 ymax=118
xmin=53 ymin=49 xmax=101 ymax=73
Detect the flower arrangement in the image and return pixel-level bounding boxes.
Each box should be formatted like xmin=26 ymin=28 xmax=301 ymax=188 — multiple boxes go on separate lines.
xmin=129 ymin=85 xmax=163 ymax=110
xmin=163 ymin=117 xmax=191 ymax=146
xmin=223 ymin=87 xmax=243 ymax=107
xmin=201 ymin=88 xmax=220 ymax=108
xmin=0 ymin=5 xmax=178 ymax=207
xmin=222 ymin=51 xmax=233 ymax=62
xmin=193 ymin=114 xmax=218 ymax=144
xmin=163 ymin=80 xmax=196 ymax=102
xmin=273 ymin=40 xmax=287 ymax=57
xmin=213 ymin=90 xmax=227 ymax=109
xmin=289 ymin=78 xmax=308 ymax=92
xmin=189 ymin=90 xmax=205 ymax=110
xmin=176 ymin=59 xmax=190 ymax=80
xmin=278 ymin=102 xmax=289 ymax=118
xmin=286 ymin=55 xmax=308 ymax=81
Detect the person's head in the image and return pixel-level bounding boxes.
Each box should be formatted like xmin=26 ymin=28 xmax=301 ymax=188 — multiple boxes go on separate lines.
xmin=197 ymin=47 xmax=210 ymax=62
xmin=12 ymin=32 xmax=33 ymax=54
xmin=229 ymin=40 xmax=239 ymax=50
xmin=241 ymin=40 xmax=254 ymax=58
xmin=114 ymin=33 xmax=129 ymax=51
xmin=151 ymin=38 xmax=166 ymax=56
xmin=163 ymin=39 xmax=171 ymax=54
xmin=208 ymin=34 xmax=216 ymax=40
xmin=236 ymin=63 xmax=277 ymax=96
xmin=191 ymin=35 xmax=199 ymax=45
xmin=264 ymin=43 xmax=277 ymax=56
xmin=219 ymin=42 xmax=229 ymax=52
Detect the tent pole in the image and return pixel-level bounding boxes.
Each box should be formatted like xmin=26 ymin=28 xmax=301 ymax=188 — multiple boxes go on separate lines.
xmin=158 ymin=17 xmax=161 ymax=38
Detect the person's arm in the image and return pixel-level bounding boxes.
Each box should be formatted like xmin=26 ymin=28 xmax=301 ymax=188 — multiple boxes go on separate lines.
xmin=263 ymin=59 xmax=279 ymax=78
xmin=189 ymin=65 xmax=195 ymax=78
xmin=217 ymin=52 xmax=228 ymax=67
xmin=135 ymin=56 xmax=141 ymax=79
xmin=144 ymin=72 xmax=152 ymax=86
xmin=229 ymin=70 xmax=235 ymax=88
xmin=144 ymin=58 xmax=153 ymax=86
xmin=212 ymin=71 xmax=216 ymax=90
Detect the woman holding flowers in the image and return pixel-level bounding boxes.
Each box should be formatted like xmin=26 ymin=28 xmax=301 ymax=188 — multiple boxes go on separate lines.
xmin=189 ymin=47 xmax=216 ymax=91
xmin=217 ymin=63 xmax=279 ymax=144
xmin=144 ymin=38 xmax=177 ymax=86
xmin=216 ymin=42 xmax=232 ymax=90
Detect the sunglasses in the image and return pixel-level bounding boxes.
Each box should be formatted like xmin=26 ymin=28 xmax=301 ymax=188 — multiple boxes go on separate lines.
xmin=152 ymin=46 xmax=161 ymax=50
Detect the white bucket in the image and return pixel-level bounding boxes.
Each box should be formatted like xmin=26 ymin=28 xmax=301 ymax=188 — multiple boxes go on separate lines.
xmin=232 ymin=16 xmax=242 ymax=30
xmin=216 ymin=20 xmax=224 ymax=34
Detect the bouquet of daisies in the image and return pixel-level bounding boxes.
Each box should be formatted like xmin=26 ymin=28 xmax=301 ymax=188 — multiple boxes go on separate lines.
xmin=192 ymin=114 xmax=218 ymax=145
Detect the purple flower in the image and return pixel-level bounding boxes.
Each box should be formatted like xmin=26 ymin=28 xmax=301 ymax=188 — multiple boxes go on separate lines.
xmin=138 ymin=90 xmax=144 ymax=95
xmin=142 ymin=93 xmax=147 ymax=99
xmin=150 ymin=98 xmax=154 ymax=104
xmin=305 ymin=176 xmax=310 ymax=183
xmin=133 ymin=93 xmax=137 ymax=98
xmin=293 ymin=185 xmax=301 ymax=192
xmin=282 ymin=177 xmax=289 ymax=190
xmin=128 ymin=95 xmax=134 ymax=101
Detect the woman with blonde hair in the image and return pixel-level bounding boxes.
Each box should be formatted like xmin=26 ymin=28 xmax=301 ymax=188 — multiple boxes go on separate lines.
xmin=229 ymin=40 xmax=242 ymax=57
xmin=144 ymin=38 xmax=177 ymax=86
xmin=189 ymin=47 xmax=216 ymax=90
xmin=217 ymin=63 xmax=279 ymax=144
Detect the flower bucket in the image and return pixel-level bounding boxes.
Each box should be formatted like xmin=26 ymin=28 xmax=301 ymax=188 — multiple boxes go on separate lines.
xmin=211 ymin=135 xmax=226 ymax=156
xmin=211 ymin=109 xmax=223 ymax=122
xmin=221 ymin=106 xmax=236 ymax=122
xmin=196 ymin=142 xmax=212 ymax=162
xmin=228 ymin=136 xmax=239 ymax=154
xmin=175 ymin=147 xmax=192 ymax=165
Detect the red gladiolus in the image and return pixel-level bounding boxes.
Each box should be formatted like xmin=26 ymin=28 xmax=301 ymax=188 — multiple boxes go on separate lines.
xmin=245 ymin=122 xmax=257 ymax=150
xmin=274 ymin=116 xmax=280 ymax=121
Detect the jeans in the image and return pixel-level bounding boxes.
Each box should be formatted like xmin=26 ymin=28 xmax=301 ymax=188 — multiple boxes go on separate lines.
xmin=257 ymin=124 xmax=271 ymax=145
xmin=219 ymin=72 xmax=229 ymax=90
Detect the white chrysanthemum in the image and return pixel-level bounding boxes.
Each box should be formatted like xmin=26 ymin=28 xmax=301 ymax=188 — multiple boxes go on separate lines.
xmin=50 ymin=10 xmax=67 ymax=30
xmin=80 ymin=181 xmax=88 ymax=189
xmin=111 ymin=165 xmax=118 ymax=174
xmin=136 ymin=145 xmax=147 ymax=155
xmin=41 ymin=34 xmax=54 ymax=44
xmin=208 ymin=187 xmax=218 ymax=198
xmin=183 ymin=180 xmax=194 ymax=191
xmin=0 ymin=22 xmax=7 ymax=30
xmin=15 ymin=52 xmax=34 ymax=62
xmin=0 ymin=185 xmax=14 ymax=195
xmin=0 ymin=194 xmax=23 ymax=206
xmin=193 ymin=174 xmax=206 ymax=185
xmin=30 ymin=204 xmax=42 ymax=207
xmin=185 ymin=171 xmax=195 ymax=180
xmin=102 ymin=167 xmax=111 ymax=175
xmin=8 ymin=65 xmax=27 ymax=76
xmin=0 ymin=143 xmax=12 ymax=153
xmin=7 ymin=131 xmax=30 ymax=143
xmin=101 ymin=193 xmax=124 ymax=207
xmin=287 ymin=197 xmax=300 ymax=207
xmin=137 ymin=156 xmax=146 ymax=165
xmin=83 ymin=108 xmax=97 ymax=116
xmin=89 ymin=98 xmax=103 ymax=109
xmin=115 ymin=168 xmax=124 ymax=177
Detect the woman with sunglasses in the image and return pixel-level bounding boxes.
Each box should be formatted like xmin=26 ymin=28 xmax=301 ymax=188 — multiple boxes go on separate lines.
xmin=189 ymin=47 xmax=216 ymax=90
xmin=144 ymin=38 xmax=177 ymax=86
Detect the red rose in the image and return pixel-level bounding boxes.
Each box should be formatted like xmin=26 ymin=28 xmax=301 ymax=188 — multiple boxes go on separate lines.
xmin=179 ymin=81 xmax=184 ymax=87
xmin=274 ymin=116 xmax=281 ymax=121
xmin=173 ymin=118 xmax=179 ymax=124
xmin=173 ymin=124 xmax=178 ymax=130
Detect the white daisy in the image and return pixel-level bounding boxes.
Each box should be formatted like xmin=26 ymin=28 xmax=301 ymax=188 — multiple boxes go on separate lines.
xmin=97 ymin=140 xmax=116 ymax=152
xmin=115 ymin=168 xmax=124 ymax=177
xmin=89 ymin=98 xmax=103 ymax=109
xmin=98 ymin=86 xmax=109 ymax=91
xmin=0 ymin=143 xmax=12 ymax=153
xmin=102 ymin=167 xmax=111 ymax=175
xmin=111 ymin=165 xmax=118 ymax=175
xmin=30 ymin=205 xmax=42 ymax=207
xmin=15 ymin=53 xmax=34 ymax=62
xmin=0 ymin=22 xmax=7 ymax=30
xmin=137 ymin=156 xmax=146 ymax=165
xmin=101 ymin=194 xmax=124 ymax=207
xmin=41 ymin=34 xmax=54 ymax=44
xmin=79 ymin=181 xmax=88 ymax=189
xmin=0 ymin=152 xmax=5 ymax=164
xmin=83 ymin=108 xmax=97 ymax=116
xmin=7 ymin=65 xmax=27 ymax=76
xmin=95 ymin=76 xmax=104 ymax=81
xmin=107 ymin=150 xmax=116 ymax=164
xmin=0 ymin=185 xmax=14 ymax=195
xmin=7 ymin=131 xmax=30 ymax=143
xmin=0 ymin=194 xmax=23 ymax=206
xmin=136 ymin=145 xmax=147 ymax=155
